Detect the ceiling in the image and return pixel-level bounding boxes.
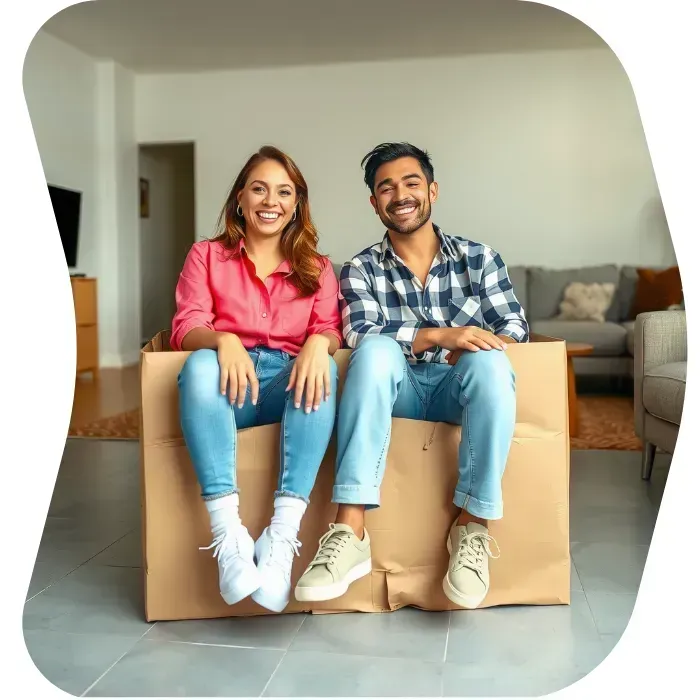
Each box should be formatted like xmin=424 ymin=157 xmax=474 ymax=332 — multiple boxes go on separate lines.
xmin=41 ymin=0 xmax=606 ymax=74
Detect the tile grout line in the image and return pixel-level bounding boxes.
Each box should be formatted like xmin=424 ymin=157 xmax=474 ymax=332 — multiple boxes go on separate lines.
xmin=257 ymin=643 xmax=448 ymax=666
xmin=258 ymin=650 xmax=287 ymax=697
xmin=26 ymin=528 xmax=138 ymax=603
xmin=258 ymin=613 xmax=308 ymax=697
xmin=79 ymin=623 xmax=156 ymax=698
xmin=282 ymin=612 xmax=308 ymax=650
xmin=143 ymin=638 xmax=289 ymax=652
xmin=442 ymin=611 xmax=452 ymax=663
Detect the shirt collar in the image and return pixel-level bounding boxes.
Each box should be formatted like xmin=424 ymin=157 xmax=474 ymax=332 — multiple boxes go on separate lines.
xmin=237 ymin=237 xmax=292 ymax=275
xmin=378 ymin=224 xmax=459 ymax=263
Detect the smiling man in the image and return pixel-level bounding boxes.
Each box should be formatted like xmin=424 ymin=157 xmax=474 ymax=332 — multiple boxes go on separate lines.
xmin=295 ymin=142 xmax=529 ymax=609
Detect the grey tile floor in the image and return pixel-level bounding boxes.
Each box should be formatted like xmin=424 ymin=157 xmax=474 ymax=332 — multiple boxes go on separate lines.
xmin=23 ymin=439 xmax=670 ymax=697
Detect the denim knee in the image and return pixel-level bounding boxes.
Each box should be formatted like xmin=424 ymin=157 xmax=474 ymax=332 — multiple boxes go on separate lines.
xmin=178 ymin=349 xmax=220 ymax=403
xmin=453 ymin=349 xmax=515 ymax=402
xmin=328 ymin=354 xmax=339 ymax=382
xmin=351 ymin=334 xmax=405 ymax=380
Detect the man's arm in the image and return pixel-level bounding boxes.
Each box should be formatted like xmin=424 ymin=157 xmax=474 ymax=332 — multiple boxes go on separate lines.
xmin=479 ymin=250 xmax=529 ymax=342
xmin=340 ymin=261 xmax=426 ymax=358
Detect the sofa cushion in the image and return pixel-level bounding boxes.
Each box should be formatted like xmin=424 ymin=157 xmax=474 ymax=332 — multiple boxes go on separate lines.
xmin=617 ymin=266 xmax=640 ymax=322
xmin=530 ymin=320 xmax=628 ymax=356
xmin=527 ymin=265 xmax=622 ymax=321
xmin=621 ymin=320 xmax=636 ymax=356
xmin=643 ymin=361 xmax=686 ymax=426
xmin=507 ymin=265 xmax=528 ymax=316
xmin=617 ymin=265 xmax=670 ymax=321
xmin=332 ymin=262 xmax=343 ymax=280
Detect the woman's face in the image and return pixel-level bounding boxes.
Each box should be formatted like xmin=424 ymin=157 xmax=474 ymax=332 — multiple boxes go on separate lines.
xmin=237 ymin=159 xmax=298 ymax=238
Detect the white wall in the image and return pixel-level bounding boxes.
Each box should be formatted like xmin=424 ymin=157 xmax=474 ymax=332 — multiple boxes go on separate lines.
xmin=139 ymin=144 xmax=195 ymax=342
xmin=95 ymin=61 xmax=141 ymax=366
xmin=24 ymin=30 xmax=141 ymax=367
xmin=135 ymin=47 xmax=674 ymax=269
xmin=23 ymin=30 xmax=98 ymax=276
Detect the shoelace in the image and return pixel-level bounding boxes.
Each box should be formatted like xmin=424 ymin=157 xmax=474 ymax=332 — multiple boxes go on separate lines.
xmin=266 ymin=528 xmax=301 ymax=574
xmin=308 ymin=524 xmax=353 ymax=567
xmin=455 ymin=531 xmax=501 ymax=571
xmin=200 ymin=527 xmax=244 ymax=573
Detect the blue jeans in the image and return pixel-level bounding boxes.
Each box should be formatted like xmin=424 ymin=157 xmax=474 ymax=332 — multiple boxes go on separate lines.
xmin=334 ymin=335 xmax=516 ymax=520
xmin=178 ymin=348 xmax=338 ymax=503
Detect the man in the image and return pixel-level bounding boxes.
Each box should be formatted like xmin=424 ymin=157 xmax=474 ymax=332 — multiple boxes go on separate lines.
xmin=295 ymin=142 xmax=529 ymax=609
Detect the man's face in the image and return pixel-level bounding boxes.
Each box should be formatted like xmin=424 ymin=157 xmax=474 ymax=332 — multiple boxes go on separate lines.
xmin=370 ymin=156 xmax=438 ymax=235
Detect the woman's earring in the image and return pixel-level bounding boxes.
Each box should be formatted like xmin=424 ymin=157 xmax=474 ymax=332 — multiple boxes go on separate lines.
xmin=236 ymin=205 xmax=243 ymax=217
xmin=292 ymin=209 xmax=297 ymax=222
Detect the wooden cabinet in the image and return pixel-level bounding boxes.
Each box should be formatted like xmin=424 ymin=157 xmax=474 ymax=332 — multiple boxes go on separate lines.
xmin=71 ymin=277 xmax=99 ymax=378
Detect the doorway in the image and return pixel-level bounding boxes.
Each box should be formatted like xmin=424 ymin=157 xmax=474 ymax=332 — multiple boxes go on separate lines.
xmin=138 ymin=142 xmax=196 ymax=345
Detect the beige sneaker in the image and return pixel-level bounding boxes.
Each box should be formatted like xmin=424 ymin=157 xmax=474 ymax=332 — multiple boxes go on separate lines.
xmin=442 ymin=521 xmax=500 ymax=609
xmin=294 ymin=524 xmax=372 ymax=602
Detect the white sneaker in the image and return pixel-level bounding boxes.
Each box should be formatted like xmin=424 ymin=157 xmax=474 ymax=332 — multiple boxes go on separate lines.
xmin=251 ymin=526 xmax=301 ymax=612
xmin=200 ymin=522 xmax=261 ymax=606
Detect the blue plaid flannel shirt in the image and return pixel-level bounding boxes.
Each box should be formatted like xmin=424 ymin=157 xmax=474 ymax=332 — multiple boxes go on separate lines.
xmin=339 ymin=225 xmax=529 ymax=364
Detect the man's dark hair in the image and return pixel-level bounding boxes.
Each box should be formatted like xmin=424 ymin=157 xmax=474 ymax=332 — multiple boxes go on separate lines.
xmin=361 ymin=142 xmax=434 ymax=193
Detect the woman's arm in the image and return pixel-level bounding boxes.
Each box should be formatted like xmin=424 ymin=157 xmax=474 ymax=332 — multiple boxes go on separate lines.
xmin=305 ymin=259 xmax=343 ymax=353
xmin=171 ymin=244 xmax=218 ymax=351
xmin=312 ymin=330 xmax=341 ymax=355
xmin=181 ymin=327 xmax=233 ymax=352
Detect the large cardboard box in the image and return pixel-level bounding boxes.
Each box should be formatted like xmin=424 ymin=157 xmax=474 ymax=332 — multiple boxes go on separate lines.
xmin=140 ymin=332 xmax=570 ymax=621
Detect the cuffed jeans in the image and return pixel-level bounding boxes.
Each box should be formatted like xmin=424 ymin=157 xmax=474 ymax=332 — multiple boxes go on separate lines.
xmin=333 ymin=335 xmax=516 ymax=520
xmin=178 ymin=348 xmax=338 ymax=503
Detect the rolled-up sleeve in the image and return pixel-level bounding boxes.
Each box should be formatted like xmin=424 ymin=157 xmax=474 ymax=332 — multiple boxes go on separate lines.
xmin=480 ymin=250 xmax=529 ymax=342
xmin=340 ymin=261 xmax=424 ymax=357
xmin=306 ymin=259 xmax=343 ymax=346
xmin=171 ymin=244 xmax=215 ymax=351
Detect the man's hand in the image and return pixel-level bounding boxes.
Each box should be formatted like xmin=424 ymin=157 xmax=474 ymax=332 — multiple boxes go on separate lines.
xmin=445 ymin=333 xmax=515 ymax=364
xmin=413 ymin=326 xmax=507 ymax=355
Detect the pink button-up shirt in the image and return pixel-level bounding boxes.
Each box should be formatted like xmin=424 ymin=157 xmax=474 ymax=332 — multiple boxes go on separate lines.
xmin=171 ymin=240 xmax=342 ymax=355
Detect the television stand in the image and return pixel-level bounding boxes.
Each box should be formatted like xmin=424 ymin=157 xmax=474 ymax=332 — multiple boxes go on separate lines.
xmin=70 ymin=277 xmax=99 ymax=379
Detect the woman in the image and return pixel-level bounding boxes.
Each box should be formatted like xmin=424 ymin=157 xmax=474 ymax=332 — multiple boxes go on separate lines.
xmin=172 ymin=146 xmax=341 ymax=613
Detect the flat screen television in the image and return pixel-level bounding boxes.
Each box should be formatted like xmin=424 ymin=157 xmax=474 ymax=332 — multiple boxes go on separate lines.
xmin=48 ymin=184 xmax=82 ymax=268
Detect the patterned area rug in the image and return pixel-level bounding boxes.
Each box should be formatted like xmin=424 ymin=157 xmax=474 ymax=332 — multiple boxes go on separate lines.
xmin=571 ymin=396 xmax=641 ymax=451
xmin=69 ymin=409 xmax=140 ymax=440
xmin=68 ymin=396 xmax=642 ymax=451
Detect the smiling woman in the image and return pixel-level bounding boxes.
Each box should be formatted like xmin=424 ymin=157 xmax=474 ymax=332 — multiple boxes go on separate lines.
xmin=211 ymin=145 xmax=323 ymax=297
xmin=170 ymin=145 xmax=342 ymax=615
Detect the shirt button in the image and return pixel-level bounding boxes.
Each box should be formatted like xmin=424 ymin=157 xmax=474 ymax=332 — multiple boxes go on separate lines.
xmin=262 ymin=312 xmax=268 ymax=318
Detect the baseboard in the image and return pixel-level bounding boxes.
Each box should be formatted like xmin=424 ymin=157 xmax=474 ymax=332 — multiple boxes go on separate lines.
xmin=99 ymin=350 xmax=141 ymax=368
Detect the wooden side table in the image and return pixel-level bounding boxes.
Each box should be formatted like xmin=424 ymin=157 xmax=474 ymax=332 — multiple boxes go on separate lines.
xmin=566 ymin=342 xmax=594 ymax=437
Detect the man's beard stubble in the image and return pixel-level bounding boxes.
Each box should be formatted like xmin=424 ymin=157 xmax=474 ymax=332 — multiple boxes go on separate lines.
xmin=379 ymin=199 xmax=432 ymax=235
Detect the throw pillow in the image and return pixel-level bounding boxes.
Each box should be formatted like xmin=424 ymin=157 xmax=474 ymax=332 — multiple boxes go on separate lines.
xmin=630 ymin=266 xmax=683 ymax=318
xmin=557 ymin=282 xmax=616 ymax=323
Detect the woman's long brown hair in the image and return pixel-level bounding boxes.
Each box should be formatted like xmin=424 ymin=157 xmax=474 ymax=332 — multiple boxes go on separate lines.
xmin=211 ymin=146 xmax=324 ymax=297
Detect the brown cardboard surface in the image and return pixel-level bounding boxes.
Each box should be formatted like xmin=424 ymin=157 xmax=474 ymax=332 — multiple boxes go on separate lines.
xmin=140 ymin=332 xmax=570 ymax=621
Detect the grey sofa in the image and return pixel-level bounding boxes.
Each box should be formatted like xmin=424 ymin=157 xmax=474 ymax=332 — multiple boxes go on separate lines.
xmin=633 ymin=310 xmax=687 ymax=479
xmin=507 ymin=264 xmax=654 ymax=378
xmin=333 ymin=261 xmax=655 ymax=378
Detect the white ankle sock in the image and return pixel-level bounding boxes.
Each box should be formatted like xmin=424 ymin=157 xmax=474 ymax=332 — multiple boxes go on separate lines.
xmin=270 ymin=496 xmax=307 ymax=539
xmin=205 ymin=493 xmax=241 ymax=529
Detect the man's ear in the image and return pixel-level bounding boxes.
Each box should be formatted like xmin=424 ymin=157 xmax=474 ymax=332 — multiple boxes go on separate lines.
xmin=370 ymin=194 xmax=379 ymax=215
xmin=429 ymin=181 xmax=439 ymax=204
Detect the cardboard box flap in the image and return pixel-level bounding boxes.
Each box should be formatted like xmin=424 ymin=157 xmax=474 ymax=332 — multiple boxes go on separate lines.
xmin=140 ymin=332 xmax=567 ymax=444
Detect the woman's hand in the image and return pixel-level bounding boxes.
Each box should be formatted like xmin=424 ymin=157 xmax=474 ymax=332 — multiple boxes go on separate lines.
xmin=217 ymin=333 xmax=259 ymax=408
xmin=286 ymin=334 xmax=332 ymax=413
